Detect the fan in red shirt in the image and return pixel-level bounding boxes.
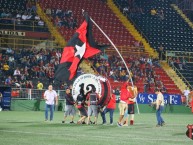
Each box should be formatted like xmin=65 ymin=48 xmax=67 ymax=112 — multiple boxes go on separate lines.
xmin=117 ymin=80 xmax=132 ymax=127
xmin=101 ymin=93 xmax=116 ymax=125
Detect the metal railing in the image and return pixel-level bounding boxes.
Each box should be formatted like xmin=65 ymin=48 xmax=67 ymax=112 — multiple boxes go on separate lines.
xmin=0 ymin=37 xmax=60 ymax=49
xmin=166 ymin=51 xmax=193 ymax=62
xmin=11 ymin=88 xmax=66 ymax=100
xmin=105 ymin=46 xmax=147 ymax=56
xmin=0 ymin=18 xmax=48 ymax=32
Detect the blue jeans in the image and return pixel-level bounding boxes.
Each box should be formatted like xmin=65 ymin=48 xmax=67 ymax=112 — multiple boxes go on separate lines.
xmin=101 ymin=108 xmax=114 ymax=124
xmin=156 ymin=105 xmax=164 ymax=125
xmin=45 ymin=104 xmax=54 ymax=121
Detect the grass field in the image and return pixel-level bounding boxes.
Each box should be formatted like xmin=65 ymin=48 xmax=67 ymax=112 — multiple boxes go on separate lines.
xmin=0 ymin=111 xmax=192 ymax=145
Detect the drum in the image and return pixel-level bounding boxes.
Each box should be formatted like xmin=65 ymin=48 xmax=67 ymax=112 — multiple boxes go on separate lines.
xmin=72 ymin=74 xmax=111 ymax=107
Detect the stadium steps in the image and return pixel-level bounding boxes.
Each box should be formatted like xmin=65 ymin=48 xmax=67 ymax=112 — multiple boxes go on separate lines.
xmin=160 ymin=61 xmax=186 ymax=93
xmin=172 ymin=4 xmax=193 ymax=30
xmin=36 ymin=3 xmax=66 ymax=47
xmin=107 ymin=0 xmax=158 ymax=58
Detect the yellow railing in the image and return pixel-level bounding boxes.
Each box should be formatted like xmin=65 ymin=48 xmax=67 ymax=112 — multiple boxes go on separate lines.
xmin=0 ymin=37 xmax=60 ymax=49
xmin=105 ymin=46 xmax=148 ymax=56
xmin=166 ymin=51 xmax=193 ymax=62
xmin=0 ymin=18 xmax=48 ymax=32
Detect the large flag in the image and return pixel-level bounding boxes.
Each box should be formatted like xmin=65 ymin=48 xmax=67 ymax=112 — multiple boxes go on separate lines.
xmin=54 ymin=14 xmax=108 ymax=83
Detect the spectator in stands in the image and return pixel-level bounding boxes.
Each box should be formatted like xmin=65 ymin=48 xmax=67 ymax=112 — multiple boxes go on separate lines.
xmin=30 ymin=0 xmax=37 ymax=13
xmin=8 ymin=55 xmax=15 ymax=67
xmin=15 ymin=17 xmax=22 ymax=25
xmin=16 ymin=12 xmax=22 ymax=19
xmin=158 ymin=45 xmax=164 ymax=61
xmin=143 ymin=77 xmax=148 ymax=93
xmin=21 ymin=12 xmax=28 ymax=20
xmin=120 ymin=70 xmax=127 ymax=82
xmin=109 ymin=69 xmax=118 ymax=82
xmin=0 ymin=53 xmax=2 ymax=61
xmin=26 ymin=81 xmax=33 ymax=89
xmin=2 ymin=63 xmax=10 ymax=75
xmin=5 ymin=76 xmax=12 ymax=86
xmin=45 ymin=8 xmax=51 ymax=16
xmin=13 ymin=67 xmax=21 ymax=79
xmin=6 ymin=48 xmax=13 ymax=54
xmin=37 ymin=80 xmax=44 ymax=90
xmin=158 ymin=9 xmax=164 ymax=20
xmin=151 ymin=8 xmax=157 ymax=16
xmin=123 ymin=6 xmax=129 ymax=15
xmin=34 ymin=14 xmax=40 ymax=21
xmin=182 ymin=57 xmax=188 ymax=69
xmin=38 ymin=19 xmax=44 ymax=26
xmin=176 ymin=57 xmax=183 ymax=70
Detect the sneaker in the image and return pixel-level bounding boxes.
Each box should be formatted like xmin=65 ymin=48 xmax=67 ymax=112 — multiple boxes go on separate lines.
xmin=77 ymin=121 xmax=81 ymax=125
xmin=102 ymin=123 xmax=107 ymax=125
xmin=45 ymin=119 xmax=48 ymax=122
xmin=156 ymin=124 xmax=161 ymax=127
xmin=161 ymin=122 xmax=165 ymax=126
xmin=110 ymin=123 xmax=114 ymax=125
xmin=62 ymin=121 xmax=65 ymax=123
xmin=122 ymin=124 xmax=128 ymax=127
xmin=70 ymin=121 xmax=75 ymax=124
xmin=82 ymin=121 xmax=86 ymax=124
xmin=92 ymin=122 xmax=96 ymax=125
xmin=117 ymin=122 xmax=122 ymax=127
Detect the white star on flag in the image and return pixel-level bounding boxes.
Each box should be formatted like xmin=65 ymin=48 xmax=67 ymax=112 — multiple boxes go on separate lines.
xmin=75 ymin=43 xmax=86 ymax=58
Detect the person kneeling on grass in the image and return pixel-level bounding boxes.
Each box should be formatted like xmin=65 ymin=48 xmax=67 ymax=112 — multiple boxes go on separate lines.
xmin=76 ymin=93 xmax=88 ymax=124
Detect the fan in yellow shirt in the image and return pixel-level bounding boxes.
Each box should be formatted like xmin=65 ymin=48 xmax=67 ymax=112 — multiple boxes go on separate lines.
xmin=37 ymin=81 xmax=44 ymax=90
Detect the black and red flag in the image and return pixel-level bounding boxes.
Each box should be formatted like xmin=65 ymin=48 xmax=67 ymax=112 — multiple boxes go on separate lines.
xmin=54 ymin=14 xmax=108 ymax=83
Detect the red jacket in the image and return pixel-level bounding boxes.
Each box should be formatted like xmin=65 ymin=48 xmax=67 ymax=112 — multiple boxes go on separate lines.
xmin=120 ymin=82 xmax=132 ymax=103
xmin=107 ymin=94 xmax=116 ymax=109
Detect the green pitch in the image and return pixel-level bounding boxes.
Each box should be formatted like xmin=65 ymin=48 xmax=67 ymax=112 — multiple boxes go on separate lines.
xmin=0 ymin=111 xmax=192 ymax=145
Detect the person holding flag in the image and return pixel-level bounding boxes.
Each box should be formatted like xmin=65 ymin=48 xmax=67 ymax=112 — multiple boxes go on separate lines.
xmin=117 ymin=80 xmax=132 ymax=127
xmin=122 ymin=85 xmax=138 ymax=126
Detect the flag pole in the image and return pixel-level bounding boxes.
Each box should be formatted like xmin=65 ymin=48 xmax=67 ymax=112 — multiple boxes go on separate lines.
xmin=85 ymin=11 xmax=140 ymax=114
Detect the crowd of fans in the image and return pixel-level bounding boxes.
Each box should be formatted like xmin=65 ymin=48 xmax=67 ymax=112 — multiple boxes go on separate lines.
xmin=89 ymin=52 xmax=166 ymax=94
xmin=0 ymin=45 xmax=167 ymax=94
xmin=0 ymin=47 xmax=63 ymax=89
xmin=44 ymin=7 xmax=77 ymax=29
xmin=0 ymin=0 xmax=47 ymax=31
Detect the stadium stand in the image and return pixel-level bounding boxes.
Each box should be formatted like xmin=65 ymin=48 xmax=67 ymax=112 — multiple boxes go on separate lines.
xmin=38 ymin=0 xmax=137 ymax=46
xmin=113 ymin=0 xmax=193 ymax=52
xmin=0 ymin=0 xmax=185 ymax=95
xmin=0 ymin=0 xmax=48 ymax=32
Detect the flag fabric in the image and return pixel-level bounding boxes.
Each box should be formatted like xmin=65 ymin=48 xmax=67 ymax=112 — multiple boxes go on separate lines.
xmin=54 ymin=14 xmax=108 ymax=83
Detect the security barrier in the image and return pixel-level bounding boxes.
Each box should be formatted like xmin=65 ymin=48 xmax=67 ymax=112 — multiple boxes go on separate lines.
xmin=11 ymin=88 xmax=66 ymax=100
